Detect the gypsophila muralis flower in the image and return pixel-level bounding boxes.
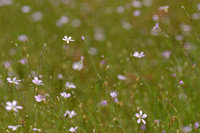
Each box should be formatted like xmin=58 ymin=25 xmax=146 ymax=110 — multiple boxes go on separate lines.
xmin=110 ymin=91 xmax=118 ymax=103
xmin=62 ymin=35 xmax=74 ymax=44
xmin=72 ymin=56 xmax=84 ymax=71
xmin=133 ymin=51 xmax=145 ymax=58
xmin=32 ymin=76 xmax=43 ymax=85
xmin=135 ymin=110 xmax=147 ymax=124
xmin=8 ymin=125 xmax=22 ymax=131
xmin=34 ymin=94 xmax=47 ymax=102
xmin=7 ymin=77 xmax=21 ymax=85
xmin=64 ymin=110 xmax=77 ymax=118
xmin=60 ymin=92 xmax=71 ymax=98
xmin=69 ymin=126 xmax=78 ymax=133
xmin=65 ymin=81 xmax=76 ymax=89
xmin=5 ymin=100 xmax=23 ymax=112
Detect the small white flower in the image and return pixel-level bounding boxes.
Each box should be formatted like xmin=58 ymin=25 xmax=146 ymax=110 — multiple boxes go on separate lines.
xmin=64 ymin=110 xmax=77 ymax=118
xmin=72 ymin=56 xmax=84 ymax=71
xmin=159 ymin=5 xmax=169 ymax=12
xmin=135 ymin=110 xmax=147 ymax=124
xmin=69 ymin=126 xmax=78 ymax=132
xmin=8 ymin=125 xmax=22 ymax=131
xmin=62 ymin=35 xmax=74 ymax=44
xmin=110 ymin=91 xmax=118 ymax=98
xmin=65 ymin=82 xmax=76 ymax=89
xmin=60 ymin=92 xmax=71 ymax=98
xmin=32 ymin=77 xmax=43 ymax=85
xmin=133 ymin=51 xmax=145 ymax=58
xmin=33 ymin=128 xmax=41 ymax=132
xmin=117 ymin=75 xmax=126 ymax=81
xmin=7 ymin=77 xmax=21 ymax=85
xmin=5 ymin=100 xmax=23 ymax=112
xmin=152 ymin=23 xmax=161 ymax=32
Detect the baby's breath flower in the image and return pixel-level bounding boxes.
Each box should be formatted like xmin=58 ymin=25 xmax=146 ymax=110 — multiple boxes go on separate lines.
xmin=65 ymin=82 xmax=76 ymax=89
xmin=32 ymin=77 xmax=43 ymax=85
xmin=135 ymin=110 xmax=147 ymax=124
xmin=133 ymin=51 xmax=145 ymax=58
xmin=62 ymin=35 xmax=74 ymax=44
xmin=60 ymin=92 xmax=71 ymax=98
xmin=7 ymin=77 xmax=21 ymax=85
xmin=69 ymin=126 xmax=78 ymax=132
xmin=34 ymin=94 xmax=47 ymax=102
xmin=5 ymin=100 xmax=23 ymax=112
xmin=72 ymin=56 xmax=84 ymax=71
xmin=8 ymin=125 xmax=22 ymax=131
xmin=64 ymin=110 xmax=77 ymax=118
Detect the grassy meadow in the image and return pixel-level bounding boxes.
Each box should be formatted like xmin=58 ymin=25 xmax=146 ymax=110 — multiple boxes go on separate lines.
xmin=0 ymin=0 xmax=200 ymax=132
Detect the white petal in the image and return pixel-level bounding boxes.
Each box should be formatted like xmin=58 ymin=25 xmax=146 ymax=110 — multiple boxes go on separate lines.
xmin=142 ymin=114 xmax=147 ymax=118
xmin=135 ymin=113 xmax=140 ymax=118
xmin=6 ymin=106 xmax=12 ymax=110
xmin=142 ymin=119 xmax=146 ymax=124
xmin=12 ymin=100 xmax=17 ymax=106
xmin=6 ymin=101 xmax=12 ymax=106
xmin=139 ymin=110 xmax=143 ymax=115
xmin=137 ymin=119 xmax=141 ymax=123
xmin=16 ymin=106 xmax=23 ymax=109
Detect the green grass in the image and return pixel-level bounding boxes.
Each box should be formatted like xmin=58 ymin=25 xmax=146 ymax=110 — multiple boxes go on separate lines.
xmin=0 ymin=0 xmax=200 ymax=132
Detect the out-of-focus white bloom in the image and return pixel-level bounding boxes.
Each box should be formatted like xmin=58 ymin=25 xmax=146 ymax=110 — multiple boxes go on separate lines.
xmin=88 ymin=47 xmax=98 ymax=56
xmin=117 ymin=75 xmax=127 ymax=81
xmin=62 ymin=35 xmax=74 ymax=44
xmin=133 ymin=10 xmax=141 ymax=17
xmin=159 ymin=6 xmax=169 ymax=12
xmin=132 ymin=0 xmax=142 ymax=8
xmin=72 ymin=56 xmax=84 ymax=71
xmin=19 ymin=58 xmax=28 ymax=64
xmin=133 ymin=51 xmax=145 ymax=58
xmin=192 ymin=13 xmax=200 ymax=20
xmin=7 ymin=77 xmax=21 ymax=85
xmin=116 ymin=6 xmax=124 ymax=13
xmin=34 ymin=94 xmax=47 ymax=102
xmin=8 ymin=125 xmax=22 ymax=131
xmin=31 ymin=11 xmax=43 ymax=22
xmin=135 ymin=110 xmax=147 ymax=124
xmin=32 ymin=77 xmax=43 ymax=85
xmin=110 ymin=91 xmax=118 ymax=98
xmin=65 ymin=82 xmax=76 ymax=89
xmin=57 ymin=74 xmax=63 ymax=79
xmin=0 ymin=0 xmax=12 ymax=7
xmin=143 ymin=0 xmax=152 ymax=6
xmin=100 ymin=100 xmax=107 ymax=106
xmin=60 ymin=92 xmax=71 ymax=98
xmin=56 ymin=16 xmax=68 ymax=27
xmin=5 ymin=100 xmax=23 ymax=112
xmin=121 ymin=21 xmax=131 ymax=30
xmin=69 ymin=126 xmax=78 ymax=132
xmin=64 ymin=110 xmax=77 ymax=118
xmin=182 ymin=125 xmax=192 ymax=133
xmin=21 ymin=5 xmax=31 ymax=13
xmin=152 ymin=14 xmax=159 ymax=21
xmin=175 ymin=35 xmax=184 ymax=41
xmin=162 ymin=50 xmax=171 ymax=59
xmin=33 ymin=128 xmax=41 ymax=132
xmin=18 ymin=34 xmax=28 ymax=42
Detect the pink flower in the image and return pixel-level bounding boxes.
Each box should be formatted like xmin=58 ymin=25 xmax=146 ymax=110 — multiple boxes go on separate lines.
xmin=135 ymin=110 xmax=147 ymax=124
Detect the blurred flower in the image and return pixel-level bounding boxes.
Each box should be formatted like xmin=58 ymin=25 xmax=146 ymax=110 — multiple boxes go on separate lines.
xmin=152 ymin=14 xmax=159 ymax=21
xmin=64 ymin=110 xmax=77 ymax=118
xmin=72 ymin=56 xmax=84 ymax=71
xmin=19 ymin=58 xmax=28 ymax=64
xmin=69 ymin=126 xmax=78 ymax=132
xmin=7 ymin=77 xmax=21 ymax=85
xmin=192 ymin=13 xmax=200 ymax=20
xmin=18 ymin=34 xmax=28 ymax=42
xmin=88 ymin=47 xmax=98 ymax=56
xmin=5 ymin=100 xmax=23 ymax=112
xmin=56 ymin=16 xmax=68 ymax=27
xmin=159 ymin=5 xmax=169 ymax=12
xmin=31 ymin=11 xmax=43 ymax=22
xmin=162 ymin=50 xmax=171 ymax=59
xmin=33 ymin=128 xmax=41 ymax=132
xmin=194 ymin=122 xmax=199 ymax=129
xmin=62 ymin=35 xmax=74 ymax=44
xmin=133 ymin=51 xmax=145 ymax=58
xmin=110 ymin=91 xmax=118 ymax=98
xmin=182 ymin=125 xmax=192 ymax=133
xmin=32 ymin=77 xmax=43 ymax=85
xmin=179 ymin=80 xmax=184 ymax=85
xmin=100 ymin=100 xmax=107 ymax=106
xmin=60 ymin=92 xmax=71 ymax=98
xmin=117 ymin=75 xmax=126 ymax=81
xmin=0 ymin=0 xmax=12 ymax=7
xmin=8 ymin=125 xmax=22 ymax=131
xmin=21 ymin=5 xmax=31 ymax=13
xmin=34 ymin=94 xmax=47 ymax=102
xmin=57 ymin=74 xmax=63 ymax=79
xmin=65 ymin=82 xmax=76 ymax=89
xmin=140 ymin=124 xmax=146 ymax=131
xmin=133 ymin=10 xmax=141 ymax=17
xmin=131 ymin=0 xmax=142 ymax=8
xmin=71 ymin=19 xmax=81 ymax=27
xmin=116 ymin=6 xmax=124 ymax=14
xmin=121 ymin=20 xmax=131 ymax=30
xmin=135 ymin=110 xmax=147 ymax=124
